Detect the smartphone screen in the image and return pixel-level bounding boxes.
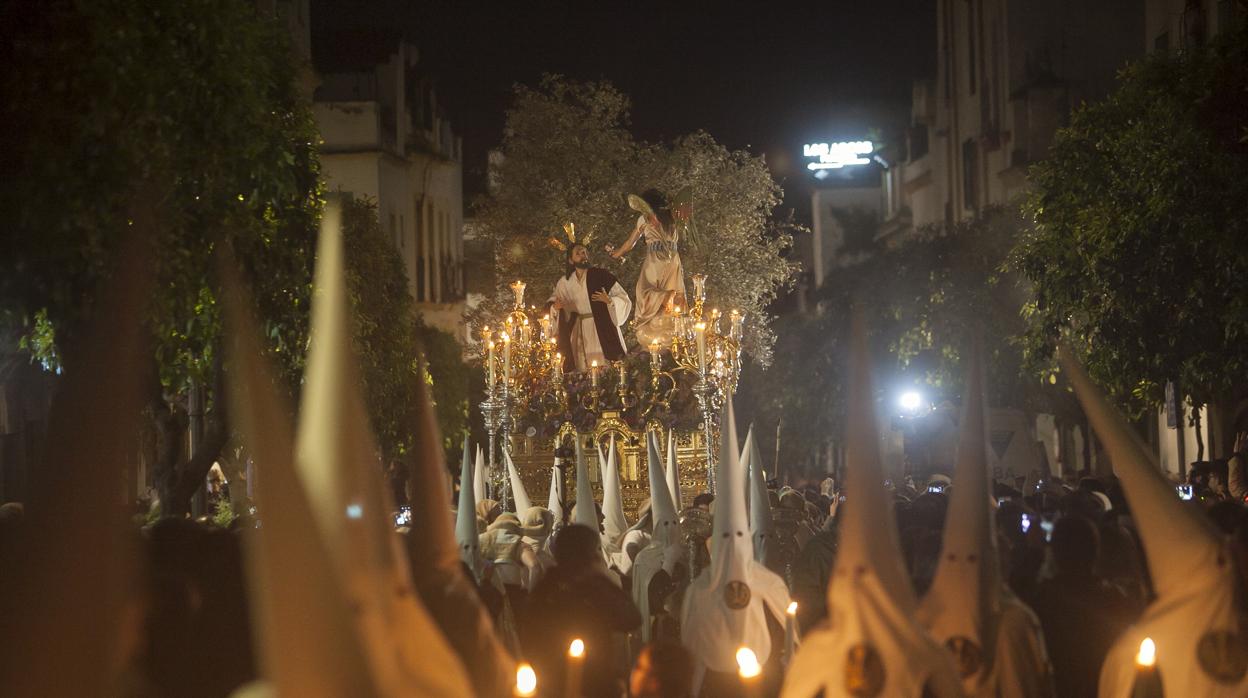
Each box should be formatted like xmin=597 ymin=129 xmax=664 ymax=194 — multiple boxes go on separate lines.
xmin=1177 ymin=485 xmax=1194 ymax=501
xmin=1020 ymin=513 xmax=1031 ymax=534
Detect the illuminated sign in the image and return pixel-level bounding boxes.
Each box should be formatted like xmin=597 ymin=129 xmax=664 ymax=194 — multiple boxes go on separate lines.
xmin=802 ymin=141 xmax=874 ymax=171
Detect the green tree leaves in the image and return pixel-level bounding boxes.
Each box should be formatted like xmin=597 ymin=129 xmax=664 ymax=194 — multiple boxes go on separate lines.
xmin=1014 ymin=28 xmax=1248 ymax=415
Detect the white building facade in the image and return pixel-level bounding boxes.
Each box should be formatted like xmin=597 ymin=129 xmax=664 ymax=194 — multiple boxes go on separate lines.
xmin=313 ymin=42 xmax=467 ymax=339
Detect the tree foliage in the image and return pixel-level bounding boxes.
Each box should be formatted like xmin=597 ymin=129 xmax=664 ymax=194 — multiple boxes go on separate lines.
xmin=739 ymin=207 xmax=1074 ymax=478
xmin=0 ymin=0 xmax=321 ymax=515
xmin=340 ymin=197 xmax=470 ymax=464
xmin=1013 ymin=28 xmax=1248 ymax=416
xmin=472 ymin=76 xmax=796 ymax=365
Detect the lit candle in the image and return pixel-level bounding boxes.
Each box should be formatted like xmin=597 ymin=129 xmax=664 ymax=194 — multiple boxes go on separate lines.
xmin=540 ymin=314 xmax=551 ymax=341
xmin=514 ymin=662 xmax=537 ymax=697
xmin=694 ymin=322 xmax=707 ymax=374
xmin=648 ymin=338 xmax=661 ymax=370
xmin=510 ymin=279 xmax=527 ymax=308
xmin=617 ymin=361 xmax=626 ymax=386
xmin=554 ymin=352 xmax=563 ymax=378
xmin=730 ymin=309 xmax=744 ymax=341
xmin=785 ymin=601 xmax=798 ymax=665
xmin=482 ymin=325 xmax=492 ymax=344
xmin=502 ymin=332 xmax=512 ymax=382
xmin=488 ymin=341 xmax=496 ymax=387
xmin=1133 ymin=637 xmax=1162 ymax=698
xmin=564 ymin=638 xmax=585 ymax=698
xmin=590 ymin=360 xmax=599 ymax=388
xmin=736 ymin=646 xmax=762 ymax=696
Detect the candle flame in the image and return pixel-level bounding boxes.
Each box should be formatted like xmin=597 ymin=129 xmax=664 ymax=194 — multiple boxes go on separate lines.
xmin=787 ymin=601 xmax=798 ymax=616
xmin=569 ymin=638 xmax=585 ymax=658
xmin=501 ymin=332 xmax=510 ymax=342
xmin=736 ymin=647 xmax=762 ymax=679
xmin=695 ymin=322 xmax=706 ymax=332
xmin=514 ymin=662 xmax=537 ymax=696
xmin=1136 ymin=637 xmax=1156 ymax=667
xmin=591 ymin=360 xmax=598 ymax=368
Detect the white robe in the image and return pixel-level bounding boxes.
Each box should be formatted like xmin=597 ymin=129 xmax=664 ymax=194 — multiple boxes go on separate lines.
xmin=548 ymin=270 xmax=631 ymax=372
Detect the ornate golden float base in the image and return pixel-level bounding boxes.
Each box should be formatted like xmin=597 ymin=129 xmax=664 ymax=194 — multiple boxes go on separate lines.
xmin=508 ymin=410 xmax=710 ymax=518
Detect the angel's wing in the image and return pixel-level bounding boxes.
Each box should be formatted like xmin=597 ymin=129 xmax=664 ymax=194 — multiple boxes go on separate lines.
xmin=627 ymin=193 xmax=655 ymax=218
xmin=669 ymin=186 xmax=698 ymax=248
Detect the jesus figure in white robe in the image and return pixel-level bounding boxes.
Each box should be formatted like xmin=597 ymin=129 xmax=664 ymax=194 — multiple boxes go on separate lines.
xmin=546 ymin=243 xmax=631 ymax=373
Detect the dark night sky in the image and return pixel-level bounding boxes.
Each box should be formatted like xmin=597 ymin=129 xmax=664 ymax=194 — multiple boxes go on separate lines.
xmin=311 ymin=1 xmax=936 ymax=212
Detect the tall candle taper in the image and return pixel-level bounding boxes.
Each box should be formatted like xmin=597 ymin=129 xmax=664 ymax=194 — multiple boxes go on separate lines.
xmin=488 ymin=341 xmax=496 ymax=387
xmin=554 ymin=352 xmax=563 ymax=379
xmin=1132 ymin=637 xmax=1162 ymax=698
xmin=694 ymin=322 xmax=707 ymax=373
xmin=564 ymin=638 xmax=585 ymax=698
xmin=617 ymin=361 xmax=626 ymax=386
xmin=649 ymin=339 xmax=661 ymax=371
xmin=502 ymin=332 xmax=512 ymax=382
xmin=590 ymin=360 xmax=599 ymax=388
xmin=785 ymin=601 xmax=798 ymax=665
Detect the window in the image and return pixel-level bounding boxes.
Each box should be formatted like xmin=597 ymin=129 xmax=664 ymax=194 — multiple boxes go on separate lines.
xmin=909 ymin=125 xmax=929 ymax=161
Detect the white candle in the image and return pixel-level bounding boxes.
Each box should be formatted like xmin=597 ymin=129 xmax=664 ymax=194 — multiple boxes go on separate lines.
xmin=554 ymin=352 xmax=563 ymax=378
xmin=564 ymin=638 xmax=585 ymax=698
xmin=488 ymin=341 xmax=496 ymax=387
xmin=590 ymin=360 xmax=599 ymax=388
xmin=502 ymin=332 xmax=512 ymax=381
xmin=694 ymin=322 xmax=707 ymax=373
xmin=785 ymin=601 xmax=798 ymax=665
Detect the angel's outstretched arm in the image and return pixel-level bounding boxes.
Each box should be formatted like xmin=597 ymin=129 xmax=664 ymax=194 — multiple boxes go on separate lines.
xmin=607 ymin=216 xmax=647 ymax=260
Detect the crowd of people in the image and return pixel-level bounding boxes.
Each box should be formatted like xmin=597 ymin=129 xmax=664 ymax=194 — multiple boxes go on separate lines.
xmin=3 ymin=204 xmax=1246 ymax=697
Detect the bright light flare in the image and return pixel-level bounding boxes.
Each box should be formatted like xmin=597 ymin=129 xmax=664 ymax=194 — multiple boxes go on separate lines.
xmin=568 ymin=638 xmax=585 ymax=658
xmin=1136 ymin=637 xmax=1156 ymax=668
xmin=736 ymin=647 xmax=762 ymax=679
xmin=787 ymin=601 xmax=798 ymax=616
xmin=899 ymin=391 xmax=924 ymax=412
xmin=514 ymin=662 xmax=537 ymax=696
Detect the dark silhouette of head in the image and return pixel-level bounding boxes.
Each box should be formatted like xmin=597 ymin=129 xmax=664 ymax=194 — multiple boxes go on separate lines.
xmin=553 ymin=524 xmax=601 ymax=569
xmin=639 ymin=189 xmax=673 ymax=232
xmin=1051 ymin=514 xmax=1099 ymax=576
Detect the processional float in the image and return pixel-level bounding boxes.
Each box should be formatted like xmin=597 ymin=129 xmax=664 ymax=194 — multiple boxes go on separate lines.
xmin=477 ymin=273 xmax=744 ymax=516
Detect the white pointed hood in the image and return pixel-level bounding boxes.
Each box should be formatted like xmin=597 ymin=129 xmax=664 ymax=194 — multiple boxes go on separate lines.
xmin=505 ymin=449 xmax=532 ymax=514
xmin=406 ymin=364 xmax=459 ymax=572
xmin=0 ymin=235 xmax=151 ymax=695
xmin=547 ymin=458 xmax=565 ymax=523
xmin=666 ymin=429 xmax=683 ymax=509
xmin=745 ymin=425 xmax=775 ymax=565
xmin=681 ymin=397 xmax=791 ymax=674
xmin=647 ymin=431 xmax=682 ymax=548
xmin=221 ymin=265 xmax=379 ymax=697
xmin=601 ymin=435 xmax=630 ymax=544
xmin=1058 ymin=345 xmax=1247 ymax=697
xmin=573 ymin=439 xmax=599 ymax=530
xmin=474 ymin=445 xmax=488 ymax=504
xmin=918 ymin=341 xmax=1002 ymax=689
xmin=456 ymin=435 xmax=481 ymax=576
xmin=632 ymin=431 xmax=685 ymax=644
xmin=295 ymin=200 xmax=470 ymax=696
xmin=782 ymin=311 xmax=961 ymax=698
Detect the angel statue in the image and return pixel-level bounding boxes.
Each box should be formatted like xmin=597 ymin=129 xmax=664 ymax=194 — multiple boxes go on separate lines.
xmin=606 ymin=188 xmax=691 ymax=346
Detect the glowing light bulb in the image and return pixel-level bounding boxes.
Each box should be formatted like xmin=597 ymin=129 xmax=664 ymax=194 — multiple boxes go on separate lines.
xmin=569 ymin=638 xmax=585 ymax=658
